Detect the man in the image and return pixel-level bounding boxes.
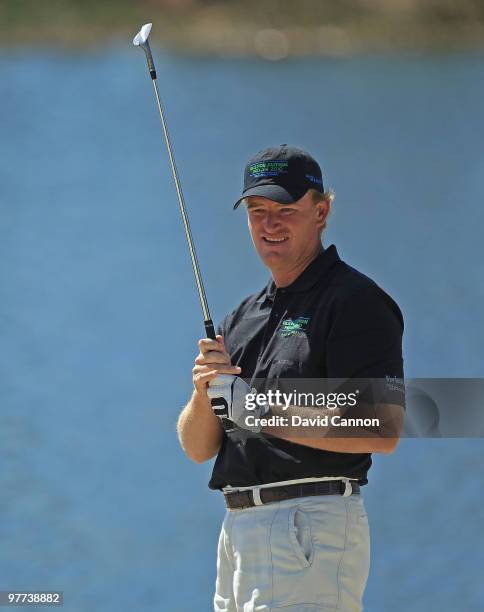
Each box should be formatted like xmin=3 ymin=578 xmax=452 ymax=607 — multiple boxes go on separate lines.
xmin=177 ymin=144 xmax=405 ymax=611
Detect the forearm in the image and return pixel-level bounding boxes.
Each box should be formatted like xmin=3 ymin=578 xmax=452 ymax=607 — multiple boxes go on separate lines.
xmin=177 ymin=389 xmax=223 ymax=463
xmin=260 ymin=403 xmax=403 ymax=454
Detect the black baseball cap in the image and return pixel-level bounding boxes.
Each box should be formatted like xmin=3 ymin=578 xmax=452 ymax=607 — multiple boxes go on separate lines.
xmin=233 ymin=144 xmax=324 ymax=209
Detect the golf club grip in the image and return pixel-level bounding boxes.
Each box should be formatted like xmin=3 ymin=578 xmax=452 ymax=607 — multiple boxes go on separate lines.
xmin=204 ymin=319 xmax=216 ymax=340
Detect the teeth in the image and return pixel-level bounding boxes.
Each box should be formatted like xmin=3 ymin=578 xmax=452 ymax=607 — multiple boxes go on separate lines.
xmin=265 ymin=236 xmax=287 ymax=243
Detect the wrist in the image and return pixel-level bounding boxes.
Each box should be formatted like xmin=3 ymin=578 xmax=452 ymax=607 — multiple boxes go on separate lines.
xmin=192 ymin=386 xmax=212 ymax=408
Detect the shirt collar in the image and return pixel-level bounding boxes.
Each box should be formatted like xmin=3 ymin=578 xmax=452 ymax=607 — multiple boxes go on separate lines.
xmin=260 ymin=244 xmax=341 ymax=303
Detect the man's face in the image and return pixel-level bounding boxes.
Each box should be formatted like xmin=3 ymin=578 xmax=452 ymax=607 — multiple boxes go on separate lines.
xmin=245 ymin=191 xmax=328 ymax=272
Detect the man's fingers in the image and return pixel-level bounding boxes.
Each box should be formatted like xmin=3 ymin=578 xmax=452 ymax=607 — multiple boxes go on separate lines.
xmin=193 ymin=364 xmax=241 ymax=377
xmin=194 ymin=369 xmax=220 ymax=385
xmin=193 ymin=365 xmax=241 ymax=392
xmin=195 ymin=350 xmax=231 ymax=366
xmin=194 ymin=335 xmax=241 ymax=392
xmin=199 ymin=336 xmax=226 ymax=354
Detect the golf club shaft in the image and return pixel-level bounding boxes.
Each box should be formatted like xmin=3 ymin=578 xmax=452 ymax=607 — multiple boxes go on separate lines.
xmin=150 ymin=79 xmax=216 ymax=341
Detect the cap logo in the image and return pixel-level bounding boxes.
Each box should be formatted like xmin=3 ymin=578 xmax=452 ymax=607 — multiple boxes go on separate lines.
xmin=305 ymin=173 xmax=323 ymax=186
xmin=249 ymin=160 xmax=288 ymax=179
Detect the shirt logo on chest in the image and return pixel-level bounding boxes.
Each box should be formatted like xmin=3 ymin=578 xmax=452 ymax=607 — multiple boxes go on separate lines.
xmin=280 ymin=316 xmax=311 ymax=337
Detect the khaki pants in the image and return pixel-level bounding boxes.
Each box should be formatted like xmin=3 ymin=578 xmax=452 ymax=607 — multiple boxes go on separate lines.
xmin=214 ymin=493 xmax=370 ymax=611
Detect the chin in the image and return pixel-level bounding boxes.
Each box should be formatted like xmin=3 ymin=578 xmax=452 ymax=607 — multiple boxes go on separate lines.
xmin=259 ymin=251 xmax=288 ymax=268
xmin=255 ymin=241 xmax=293 ymax=266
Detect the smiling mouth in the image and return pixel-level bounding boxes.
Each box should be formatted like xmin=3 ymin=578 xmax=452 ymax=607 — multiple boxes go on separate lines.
xmin=262 ymin=236 xmax=289 ymax=243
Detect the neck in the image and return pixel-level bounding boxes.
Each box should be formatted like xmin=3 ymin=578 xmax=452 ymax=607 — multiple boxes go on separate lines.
xmin=271 ymin=243 xmax=323 ymax=288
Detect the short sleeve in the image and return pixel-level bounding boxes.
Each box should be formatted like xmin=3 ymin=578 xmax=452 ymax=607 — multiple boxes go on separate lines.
xmin=326 ymin=285 xmax=404 ymax=380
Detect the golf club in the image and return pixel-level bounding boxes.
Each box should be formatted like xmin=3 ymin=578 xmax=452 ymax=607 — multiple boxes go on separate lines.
xmin=133 ymin=23 xmax=216 ymax=341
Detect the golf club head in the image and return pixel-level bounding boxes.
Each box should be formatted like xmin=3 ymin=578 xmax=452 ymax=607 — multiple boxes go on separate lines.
xmin=133 ymin=23 xmax=157 ymax=79
xmin=133 ymin=23 xmax=152 ymax=46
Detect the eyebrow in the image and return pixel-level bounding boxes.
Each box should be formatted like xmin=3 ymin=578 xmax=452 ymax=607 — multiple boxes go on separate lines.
xmin=247 ymin=202 xmax=297 ymax=210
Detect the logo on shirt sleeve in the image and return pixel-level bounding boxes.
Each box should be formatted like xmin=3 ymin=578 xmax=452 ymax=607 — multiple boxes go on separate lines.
xmin=280 ymin=316 xmax=310 ymax=337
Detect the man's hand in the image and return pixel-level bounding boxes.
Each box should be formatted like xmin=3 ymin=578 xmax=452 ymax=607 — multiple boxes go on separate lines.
xmin=208 ymin=374 xmax=269 ymax=433
xmin=178 ymin=334 xmax=239 ymax=463
xmin=192 ymin=335 xmax=241 ymax=395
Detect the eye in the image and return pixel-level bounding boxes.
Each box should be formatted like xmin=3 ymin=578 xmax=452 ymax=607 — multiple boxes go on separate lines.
xmin=280 ymin=207 xmax=296 ymax=215
xmin=249 ymin=208 xmax=264 ymax=216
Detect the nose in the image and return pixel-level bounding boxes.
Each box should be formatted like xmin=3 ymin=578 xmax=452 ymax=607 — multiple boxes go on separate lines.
xmin=262 ymin=211 xmax=282 ymax=233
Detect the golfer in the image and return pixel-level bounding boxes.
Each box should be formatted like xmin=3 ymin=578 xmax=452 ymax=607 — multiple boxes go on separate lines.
xmin=177 ymin=145 xmax=405 ymax=611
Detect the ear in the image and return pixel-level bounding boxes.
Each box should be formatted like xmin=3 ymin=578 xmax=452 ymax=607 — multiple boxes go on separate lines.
xmin=315 ymin=199 xmax=330 ymax=230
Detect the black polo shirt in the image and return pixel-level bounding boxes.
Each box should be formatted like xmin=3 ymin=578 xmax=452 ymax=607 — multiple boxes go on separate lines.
xmin=208 ymin=244 xmax=404 ymax=490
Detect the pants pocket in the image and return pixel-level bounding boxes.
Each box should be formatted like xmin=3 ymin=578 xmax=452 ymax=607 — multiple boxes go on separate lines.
xmin=288 ymin=506 xmax=314 ymax=569
xmin=270 ymin=505 xmax=338 ymax=608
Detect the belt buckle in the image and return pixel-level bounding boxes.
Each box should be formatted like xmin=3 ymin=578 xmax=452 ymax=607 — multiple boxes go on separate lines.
xmin=251 ymin=486 xmax=263 ymax=506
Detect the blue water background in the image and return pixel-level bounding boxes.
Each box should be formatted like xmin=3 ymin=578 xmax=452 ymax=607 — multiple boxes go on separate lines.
xmin=1 ymin=47 xmax=484 ymax=610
